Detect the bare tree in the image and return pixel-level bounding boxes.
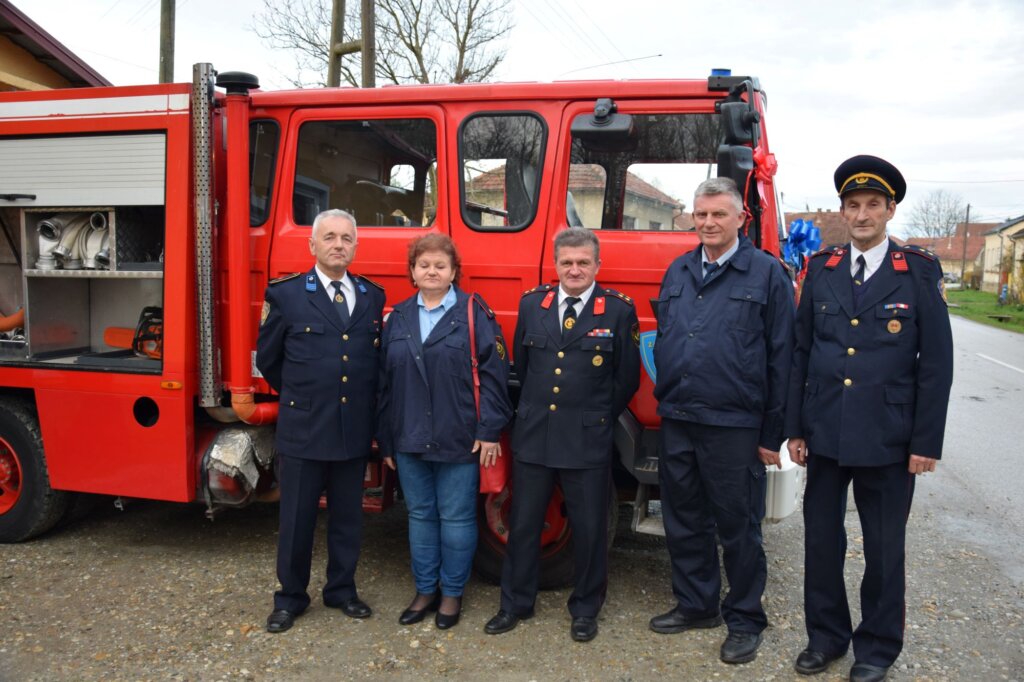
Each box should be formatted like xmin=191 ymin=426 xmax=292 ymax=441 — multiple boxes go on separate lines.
xmin=251 ymin=0 xmax=512 ymax=87
xmin=904 ymin=189 xmax=968 ymax=239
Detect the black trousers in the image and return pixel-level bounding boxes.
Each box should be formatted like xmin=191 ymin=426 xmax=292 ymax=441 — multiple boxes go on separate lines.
xmin=659 ymin=418 xmax=767 ymax=634
xmin=803 ymin=454 xmax=915 ymax=667
xmin=500 ymin=459 xmax=610 ymax=618
xmin=274 ymin=454 xmax=367 ymax=613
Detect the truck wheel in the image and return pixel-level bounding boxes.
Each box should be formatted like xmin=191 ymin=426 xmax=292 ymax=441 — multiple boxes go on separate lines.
xmin=475 ymin=485 xmax=575 ymax=589
xmin=0 ymin=398 xmax=68 ymax=542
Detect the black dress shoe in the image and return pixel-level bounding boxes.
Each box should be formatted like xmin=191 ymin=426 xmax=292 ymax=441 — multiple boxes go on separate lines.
xmin=720 ymin=631 xmax=763 ymax=664
xmin=435 ymin=609 xmax=461 ymax=630
xmin=649 ymin=607 xmax=724 ymax=634
xmin=849 ymin=662 xmax=889 ymax=682
xmin=484 ymin=609 xmax=533 ymax=635
xmin=326 ymin=597 xmax=372 ymax=619
xmin=399 ymin=593 xmax=440 ymax=625
xmin=570 ymin=616 xmax=598 ymax=642
xmin=266 ymin=609 xmax=297 ymax=633
xmin=795 ymin=648 xmax=845 ymax=675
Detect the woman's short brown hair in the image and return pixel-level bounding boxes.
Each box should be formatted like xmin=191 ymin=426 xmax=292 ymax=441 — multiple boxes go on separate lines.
xmin=407 ymin=233 xmax=461 ymax=286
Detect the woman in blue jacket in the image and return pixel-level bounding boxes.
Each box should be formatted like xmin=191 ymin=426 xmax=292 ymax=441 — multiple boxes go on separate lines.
xmin=378 ymin=233 xmax=512 ymax=629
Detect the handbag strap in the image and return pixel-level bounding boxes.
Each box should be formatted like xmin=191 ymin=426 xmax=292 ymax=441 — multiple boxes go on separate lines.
xmin=467 ymin=295 xmax=481 ymax=418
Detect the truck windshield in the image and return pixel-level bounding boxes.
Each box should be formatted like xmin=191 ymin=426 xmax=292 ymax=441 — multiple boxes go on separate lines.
xmin=292 ymin=118 xmax=437 ymax=227
xmin=568 ymin=113 xmax=720 ymax=231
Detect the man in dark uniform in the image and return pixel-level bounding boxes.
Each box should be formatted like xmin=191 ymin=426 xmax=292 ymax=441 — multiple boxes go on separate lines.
xmin=786 ymin=156 xmax=953 ymax=682
xmin=648 ymin=177 xmax=794 ymax=665
xmin=484 ymin=227 xmax=640 ymax=642
xmin=256 ymin=209 xmax=386 ymax=633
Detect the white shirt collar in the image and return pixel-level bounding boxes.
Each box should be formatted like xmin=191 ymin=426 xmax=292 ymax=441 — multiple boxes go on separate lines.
xmin=701 ymin=238 xmax=740 ymax=268
xmin=849 ymin=237 xmax=889 ymax=280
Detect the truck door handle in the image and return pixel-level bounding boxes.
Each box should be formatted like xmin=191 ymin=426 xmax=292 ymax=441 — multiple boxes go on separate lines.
xmin=0 ymin=193 xmax=37 ymax=201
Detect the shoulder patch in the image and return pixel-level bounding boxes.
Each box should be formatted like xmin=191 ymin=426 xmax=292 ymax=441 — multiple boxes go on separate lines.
xmin=521 ymin=284 xmax=554 ymax=297
xmin=471 ymin=292 xmax=495 ymax=318
xmin=902 ymin=244 xmax=936 ymax=261
xmin=353 ymin=273 xmax=385 ymax=291
xmin=269 ymin=272 xmax=301 ymax=285
xmin=603 ymin=288 xmax=634 ymax=305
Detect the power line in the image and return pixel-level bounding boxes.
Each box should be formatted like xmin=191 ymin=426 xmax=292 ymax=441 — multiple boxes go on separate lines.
xmin=559 ymin=54 xmax=662 ymax=77
xmin=910 ymin=178 xmax=1024 ymax=184
xmin=517 ymin=1 xmax=589 ymax=64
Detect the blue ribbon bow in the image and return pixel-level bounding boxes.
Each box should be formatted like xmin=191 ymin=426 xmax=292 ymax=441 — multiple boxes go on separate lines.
xmin=784 ymin=219 xmax=822 ymax=269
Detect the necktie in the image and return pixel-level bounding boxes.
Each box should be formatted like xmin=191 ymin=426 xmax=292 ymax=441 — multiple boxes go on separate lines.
xmin=704 ymin=261 xmax=720 ymax=280
xmin=331 ymin=280 xmax=350 ymax=326
xmin=562 ymin=296 xmax=581 ymax=335
xmin=853 ymin=255 xmax=866 ymax=287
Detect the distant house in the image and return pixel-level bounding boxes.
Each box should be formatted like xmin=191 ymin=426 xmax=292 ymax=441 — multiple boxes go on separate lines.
xmin=466 ymin=164 xmax=686 ymax=231
xmin=903 ymin=222 xmax=997 ymax=286
xmin=980 ymin=215 xmax=1024 ymax=297
xmin=0 ymin=0 xmax=109 ymax=91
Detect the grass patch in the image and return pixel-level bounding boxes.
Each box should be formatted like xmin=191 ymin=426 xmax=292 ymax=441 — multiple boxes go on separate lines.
xmin=946 ymin=289 xmax=1024 ymax=332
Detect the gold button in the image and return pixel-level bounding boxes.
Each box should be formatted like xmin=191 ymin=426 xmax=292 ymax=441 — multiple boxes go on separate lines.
xmin=289 ymin=400 xmax=295 ymax=406
xmin=549 ymin=404 xmax=557 ymax=412
xmin=595 ymin=345 xmax=601 ymax=351
xmin=843 ymin=378 xmax=852 ymax=386
xmin=554 ymin=368 xmax=562 ymax=375
xmin=342 ymin=355 xmax=349 ymax=361
xmin=342 ymin=376 xmax=348 ymax=383
xmin=847 ymin=348 xmax=856 ymax=356
xmin=850 ymin=319 xmax=859 ymax=327
xmin=304 ymin=326 xmax=311 ymax=332
xmin=343 ymin=334 xmax=350 ymax=340
xmin=557 ymin=351 xmax=565 ymax=358
xmin=553 ymin=386 xmax=560 ymax=394
xmin=341 ymin=396 xmax=348 ymax=404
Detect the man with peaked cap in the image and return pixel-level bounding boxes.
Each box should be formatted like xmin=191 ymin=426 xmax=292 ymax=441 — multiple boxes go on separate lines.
xmin=785 ymin=156 xmax=953 ymax=681
xmin=256 ymin=209 xmax=386 ymax=633
xmin=484 ymin=227 xmax=640 ymax=643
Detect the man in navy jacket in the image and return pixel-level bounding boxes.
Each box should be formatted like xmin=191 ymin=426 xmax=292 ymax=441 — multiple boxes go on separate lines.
xmin=785 ymin=156 xmax=953 ymax=682
xmin=256 ymin=209 xmax=385 ymax=633
xmin=484 ymin=227 xmax=640 ymax=643
xmin=649 ymin=177 xmax=794 ymax=665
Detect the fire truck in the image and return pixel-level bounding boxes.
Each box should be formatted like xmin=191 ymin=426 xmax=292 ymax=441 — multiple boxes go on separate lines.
xmin=0 ymin=64 xmax=796 ymax=585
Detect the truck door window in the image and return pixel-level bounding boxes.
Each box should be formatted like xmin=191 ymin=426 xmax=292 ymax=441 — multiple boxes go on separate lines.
xmin=460 ymin=113 xmax=546 ymax=231
xmin=568 ymin=113 xmax=719 ymax=230
xmin=250 ymin=120 xmax=280 ymax=227
xmin=293 ymin=118 xmax=437 ymax=227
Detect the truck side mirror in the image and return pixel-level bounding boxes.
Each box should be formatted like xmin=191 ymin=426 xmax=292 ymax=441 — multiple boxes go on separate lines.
xmin=571 ymin=98 xmax=637 ymax=152
xmin=718 ymin=101 xmax=760 ymax=145
xmin=717 ymin=144 xmax=753 ymax=191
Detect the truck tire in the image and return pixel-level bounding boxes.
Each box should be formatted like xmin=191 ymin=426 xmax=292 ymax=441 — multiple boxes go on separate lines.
xmin=474 ymin=479 xmax=618 ymax=590
xmin=0 ymin=398 xmax=69 ymax=542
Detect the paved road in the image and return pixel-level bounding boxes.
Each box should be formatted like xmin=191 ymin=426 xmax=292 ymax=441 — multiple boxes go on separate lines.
xmin=931 ymin=315 xmax=1024 ymax=582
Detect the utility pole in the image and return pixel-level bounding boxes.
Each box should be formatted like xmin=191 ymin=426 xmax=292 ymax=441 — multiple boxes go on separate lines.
xmin=158 ymin=0 xmax=175 ymax=84
xmin=959 ymin=203 xmax=970 ymax=285
xmin=326 ymin=0 xmax=376 ymax=88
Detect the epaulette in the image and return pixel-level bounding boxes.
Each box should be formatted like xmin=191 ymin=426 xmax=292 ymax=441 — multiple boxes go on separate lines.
xmin=353 ymin=273 xmax=385 ymax=291
xmin=471 ymin=292 xmax=495 ymax=318
xmin=603 ymin=288 xmax=634 ymax=305
xmin=901 ymin=244 xmax=936 ymax=261
xmin=269 ymin=272 xmax=301 ymax=285
xmin=811 ymin=245 xmax=841 ymax=259
xmin=521 ymin=283 xmax=554 ymax=297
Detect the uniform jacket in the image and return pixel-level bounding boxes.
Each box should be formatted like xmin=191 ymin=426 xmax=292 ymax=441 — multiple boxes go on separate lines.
xmin=256 ymin=268 xmax=385 ymax=461
xmin=784 ymin=241 xmax=954 ymax=466
xmin=653 ymin=237 xmax=794 ymax=450
xmin=377 ymin=288 xmax=512 ymax=463
xmin=511 ymin=283 xmax=641 ymax=469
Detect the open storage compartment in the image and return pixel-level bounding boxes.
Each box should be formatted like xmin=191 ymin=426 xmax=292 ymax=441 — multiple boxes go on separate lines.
xmin=10 ymin=206 xmax=165 ymax=372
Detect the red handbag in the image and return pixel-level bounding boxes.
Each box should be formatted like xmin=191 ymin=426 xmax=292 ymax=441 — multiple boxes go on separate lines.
xmin=468 ymin=295 xmax=508 ymax=494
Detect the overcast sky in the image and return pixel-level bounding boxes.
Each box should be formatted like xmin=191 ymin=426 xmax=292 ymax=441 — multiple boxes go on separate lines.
xmin=23 ymin=0 xmax=1024 ymax=236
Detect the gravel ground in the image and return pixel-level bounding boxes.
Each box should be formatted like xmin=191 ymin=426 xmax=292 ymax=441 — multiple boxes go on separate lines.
xmin=2 ymin=484 xmax=1023 ymax=681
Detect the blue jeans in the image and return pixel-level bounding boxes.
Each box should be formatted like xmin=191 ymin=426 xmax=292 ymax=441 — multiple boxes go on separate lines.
xmin=395 ymin=454 xmax=479 ymax=596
